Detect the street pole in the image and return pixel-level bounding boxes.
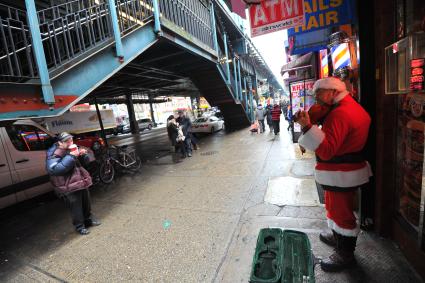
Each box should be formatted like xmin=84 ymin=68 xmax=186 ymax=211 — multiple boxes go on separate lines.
xmin=94 ymin=98 xmax=108 ymax=147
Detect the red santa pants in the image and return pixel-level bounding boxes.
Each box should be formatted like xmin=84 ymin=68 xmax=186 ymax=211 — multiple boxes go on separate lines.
xmin=325 ymin=190 xmax=358 ymax=236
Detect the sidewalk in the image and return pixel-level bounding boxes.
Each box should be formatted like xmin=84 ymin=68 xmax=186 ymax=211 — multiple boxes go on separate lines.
xmin=0 ymin=120 xmax=422 ymax=282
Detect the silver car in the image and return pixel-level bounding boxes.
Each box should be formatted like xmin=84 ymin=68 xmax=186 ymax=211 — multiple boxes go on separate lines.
xmin=137 ymin=118 xmax=154 ymax=131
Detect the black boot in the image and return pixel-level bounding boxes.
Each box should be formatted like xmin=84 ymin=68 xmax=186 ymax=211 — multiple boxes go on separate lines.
xmin=319 ymin=230 xmax=336 ymax=247
xmin=320 ymin=232 xmax=357 ymax=272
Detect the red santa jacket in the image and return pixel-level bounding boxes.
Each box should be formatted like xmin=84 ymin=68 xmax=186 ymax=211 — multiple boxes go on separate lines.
xmin=299 ymin=94 xmax=372 ymax=188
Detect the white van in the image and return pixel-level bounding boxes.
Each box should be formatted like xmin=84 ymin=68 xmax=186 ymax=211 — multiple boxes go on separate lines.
xmin=0 ymin=120 xmax=58 ymax=209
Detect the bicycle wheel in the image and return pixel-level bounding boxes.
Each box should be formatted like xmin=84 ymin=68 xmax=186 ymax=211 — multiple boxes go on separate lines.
xmin=128 ymin=154 xmax=142 ymax=172
xmin=99 ymin=158 xmax=115 ymax=184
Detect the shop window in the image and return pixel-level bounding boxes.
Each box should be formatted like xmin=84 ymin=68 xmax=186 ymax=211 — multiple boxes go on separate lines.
xmin=385 ymin=33 xmax=425 ymax=94
xmin=6 ymin=125 xmax=54 ymax=151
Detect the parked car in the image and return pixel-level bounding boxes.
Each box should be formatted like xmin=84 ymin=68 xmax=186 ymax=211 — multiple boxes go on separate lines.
xmin=73 ymin=132 xmax=105 ymax=155
xmin=202 ymin=110 xmax=224 ymax=120
xmin=0 ymin=120 xmax=95 ymax=209
xmin=122 ymin=123 xmax=132 ymax=134
xmin=191 ymin=116 xmax=225 ymax=133
xmin=116 ymin=122 xmax=128 ymax=134
xmin=137 ymin=118 xmax=154 ymax=131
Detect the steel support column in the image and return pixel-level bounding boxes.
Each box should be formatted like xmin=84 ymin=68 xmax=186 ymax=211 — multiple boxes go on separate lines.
xmin=248 ymin=77 xmax=254 ymax=122
xmin=126 ymin=93 xmax=139 ymax=134
xmin=243 ymin=76 xmax=248 ymax=114
xmin=152 ymin=0 xmax=162 ymax=33
xmin=25 ymin=0 xmax=54 ymax=105
xmin=94 ymin=98 xmax=108 ymax=147
xmin=223 ymin=32 xmax=231 ymax=85
xmin=149 ymin=95 xmax=156 ymax=126
xmin=254 ymin=71 xmax=259 ymax=103
xmin=237 ymin=59 xmax=242 ymax=102
xmin=107 ymin=0 xmax=124 ymax=58
xmin=233 ymin=57 xmax=238 ymax=99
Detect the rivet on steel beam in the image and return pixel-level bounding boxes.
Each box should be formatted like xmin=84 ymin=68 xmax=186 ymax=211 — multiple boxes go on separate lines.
xmin=12 ymin=98 xmax=18 ymax=103
xmin=58 ymin=98 xmax=63 ymax=102
xmin=0 ymin=98 xmax=5 ymax=104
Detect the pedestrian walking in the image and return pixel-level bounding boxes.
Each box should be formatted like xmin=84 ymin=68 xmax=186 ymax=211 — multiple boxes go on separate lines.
xmin=255 ymin=104 xmax=266 ymax=133
xmin=294 ymin=77 xmax=372 ymax=272
xmin=46 ymin=132 xmax=101 ymax=235
xmin=287 ymin=105 xmax=293 ymax=131
xmin=271 ymin=104 xmax=282 ymax=135
xmin=167 ymin=115 xmax=185 ymax=156
xmin=176 ymin=111 xmax=193 ymax=157
xmin=265 ymin=103 xmax=273 ymax=132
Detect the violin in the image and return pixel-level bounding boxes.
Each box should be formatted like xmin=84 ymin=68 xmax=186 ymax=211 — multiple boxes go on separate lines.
xmin=295 ymin=103 xmax=332 ymax=155
xmin=293 ymin=103 xmax=332 ymax=125
xmin=307 ymin=103 xmax=332 ymax=125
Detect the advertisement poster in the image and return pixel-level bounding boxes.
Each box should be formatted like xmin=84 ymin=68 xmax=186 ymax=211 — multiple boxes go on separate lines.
xmin=289 ymin=79 xmax=315 ymax=132
xmin=287 ymin=0 xmax=355 ymax=36
xmin=249 ymin=0 xmax=305 ymax=37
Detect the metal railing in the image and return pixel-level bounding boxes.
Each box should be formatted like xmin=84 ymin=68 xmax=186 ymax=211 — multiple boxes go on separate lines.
xmin=37 ymin=0 xmax=113 ymax=70
xmin=0 ymin=0 xmax=214 ymax=83
xmin=116 ymin=0 xmax=154 ymax=34
xmin=0 ymin=4 xmax=37 ymax=82
xmin=159 ymin=0 xmax=214 ymax=49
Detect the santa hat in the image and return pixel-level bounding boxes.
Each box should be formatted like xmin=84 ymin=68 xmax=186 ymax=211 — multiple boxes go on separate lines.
xmin=313 ymin=77 xmax=346 ymax=94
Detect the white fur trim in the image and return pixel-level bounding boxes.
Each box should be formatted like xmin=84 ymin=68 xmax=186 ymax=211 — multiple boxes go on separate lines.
xmin=328 ymin=218 xmax=360 ymax=237
xmin=313 ymin=77 xmax=347 ymax=93
xmin=298 ymin=125 xmax=325 ymax=151
xmin=315 ymin=162 xmax=373 ymax=187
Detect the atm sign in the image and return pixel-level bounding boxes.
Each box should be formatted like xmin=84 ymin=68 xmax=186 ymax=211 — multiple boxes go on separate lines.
xmin=249 ymin=0 xmax=305 ymax=37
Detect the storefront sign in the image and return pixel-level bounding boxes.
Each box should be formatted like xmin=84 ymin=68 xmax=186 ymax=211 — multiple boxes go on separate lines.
xmin=287 ymin=0 xmax=354 ymax=36
xmin=289 ymin=79 xmax=315 ymax=132
xmin=410 ymin=58 xmax=425 ymax=91
xmin=249 ymin=0 xmax=305 ymax=37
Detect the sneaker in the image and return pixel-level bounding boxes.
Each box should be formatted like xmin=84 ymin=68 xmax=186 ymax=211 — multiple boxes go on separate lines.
xmin=77 ymin=228 xmax=90 ymax=235
xmin=86 ymin=218 xmax=102 ymax=227
xmin=188 ymin=153 xmax=192 ymax=157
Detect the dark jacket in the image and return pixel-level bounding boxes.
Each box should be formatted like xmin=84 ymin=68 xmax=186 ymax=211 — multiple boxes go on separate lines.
xmin=176 ymin=116 xmax=192 ymax=137
xmin=265 ymin=105 xmax=273 ymax=124
xmin=46 ymin=144 xmax=92 ymax=194
xmin=167 ymin=121 xmax=179 ymax=146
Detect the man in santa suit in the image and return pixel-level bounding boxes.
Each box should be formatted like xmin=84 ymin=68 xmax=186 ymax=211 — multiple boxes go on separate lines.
xmin=295 ymin=77 xmax=372 ymax=272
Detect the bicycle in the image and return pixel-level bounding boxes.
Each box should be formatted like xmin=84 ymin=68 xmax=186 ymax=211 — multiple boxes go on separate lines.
xmin=97 ymin=145 xmax=142 ymax=184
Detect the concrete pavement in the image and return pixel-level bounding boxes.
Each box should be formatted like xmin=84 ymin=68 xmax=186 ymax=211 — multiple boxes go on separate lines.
xmin=0 ymin=121 xmax=422 ymax=282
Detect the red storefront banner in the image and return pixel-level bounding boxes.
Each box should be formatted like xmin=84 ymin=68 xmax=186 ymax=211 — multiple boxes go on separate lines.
xmin=249 ymin=0 xmax=305 ymax=37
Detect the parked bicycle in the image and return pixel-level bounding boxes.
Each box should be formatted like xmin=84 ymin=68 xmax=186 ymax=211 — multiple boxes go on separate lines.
xmin=98 ymin=145 xmax=141 ymax=184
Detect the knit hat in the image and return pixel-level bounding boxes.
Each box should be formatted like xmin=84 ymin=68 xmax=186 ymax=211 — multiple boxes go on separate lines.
xmin=313 ymin=77 xmax=346 ymax=94
xmin=57 ymin=132 xmax=73 ymax=142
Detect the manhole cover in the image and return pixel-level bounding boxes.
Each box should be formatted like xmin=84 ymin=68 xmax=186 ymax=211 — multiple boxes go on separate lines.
xmin=200 ymin=151 xmax=218 ymax=156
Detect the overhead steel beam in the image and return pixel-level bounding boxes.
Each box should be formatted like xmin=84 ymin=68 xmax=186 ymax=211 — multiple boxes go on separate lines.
xmin=137 ymin=51 xmax=186 ymax=64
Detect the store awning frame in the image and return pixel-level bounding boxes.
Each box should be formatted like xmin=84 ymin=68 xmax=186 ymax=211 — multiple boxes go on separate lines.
xmin=280 ymin=52 xmax=314 ymax=75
